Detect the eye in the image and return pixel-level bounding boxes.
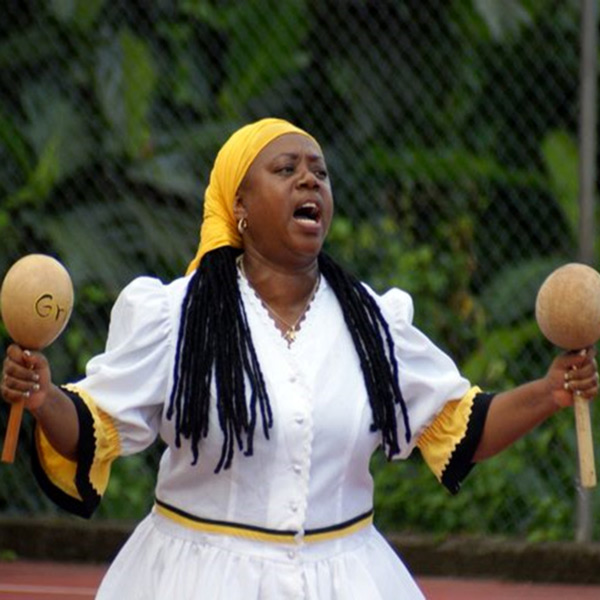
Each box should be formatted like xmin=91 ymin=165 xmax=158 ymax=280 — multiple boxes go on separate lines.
xmin=276 ymin=164 xmax=296 ymax=176
xmin=314 ymin=168 xmax=328 ymax=180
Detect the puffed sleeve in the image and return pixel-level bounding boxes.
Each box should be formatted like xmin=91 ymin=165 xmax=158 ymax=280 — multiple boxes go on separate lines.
xmin=32 ymin=276 xmax=179 ymax=517
xmin=378 ymin=287 xmax=494 ymax=493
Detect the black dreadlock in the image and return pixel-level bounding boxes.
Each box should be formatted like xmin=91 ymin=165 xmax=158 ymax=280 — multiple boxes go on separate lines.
xmin=168 ymin=246 xmax=410 ymax=472
xmin=168 ymin=246 xmax=272 ymax=472
xmin=318 ymin=252 xmax=410 ymax=457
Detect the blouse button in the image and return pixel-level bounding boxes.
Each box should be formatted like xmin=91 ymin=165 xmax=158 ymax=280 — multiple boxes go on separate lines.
xmin=295 ymin=415 xmax=305 ymax=424
xmin=293 ymin=464 xmax=302 ymax=474
xmin=287 ymin=550 xmax=296 ymax=560
xmin=290 ymin=501 xmax=299 ymax=512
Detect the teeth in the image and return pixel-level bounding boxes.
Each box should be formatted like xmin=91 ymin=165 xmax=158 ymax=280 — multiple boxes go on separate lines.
xmin=294 ymin=201 xmax=320 ymax=222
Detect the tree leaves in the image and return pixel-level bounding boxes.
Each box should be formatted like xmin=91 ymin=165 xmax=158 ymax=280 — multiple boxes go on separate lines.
xmin=218 ymin=0 xmax=310 ymax=117
xmin=473 ymin=0 xmax=532 ymax=41
xmin=7 ymin=85 xmax=93 ymax=208
xmin=49 ymin=0 xmax=106 ymax=31
xmin=96 ymin=30 xmax=157 ymax=159
xmin=541 ymin=129 xmax=580 ymax=239
xmin=45 ymin=196 xmax=198 ymax=294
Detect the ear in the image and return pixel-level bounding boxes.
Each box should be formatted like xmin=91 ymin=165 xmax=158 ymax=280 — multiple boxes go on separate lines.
xmin=233 ymin=192 xmax=247 ymax=222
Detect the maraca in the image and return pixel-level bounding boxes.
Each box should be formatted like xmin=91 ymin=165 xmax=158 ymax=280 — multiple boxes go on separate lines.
xmin=535 ymin=262 xmax=600 ymax=488
xmin=0 ymin=254 xmax=74 ymax=463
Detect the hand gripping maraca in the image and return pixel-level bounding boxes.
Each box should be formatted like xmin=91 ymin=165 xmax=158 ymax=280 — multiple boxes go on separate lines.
xmin=0 ymin=254 xmax=74 ymax=463
xmin=535 ymin=263 xmax=600 ymax=488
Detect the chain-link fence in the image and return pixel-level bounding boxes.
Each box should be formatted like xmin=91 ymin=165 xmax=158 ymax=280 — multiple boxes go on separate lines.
xmin=1 ymin=0 xmax=598 ymax=542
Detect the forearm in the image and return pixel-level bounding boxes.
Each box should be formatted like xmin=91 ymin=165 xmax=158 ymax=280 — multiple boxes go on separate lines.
xmin=30 ymin=385 xmax=79 ymax=461
xmin=473 ymin=379 xmax=560 ymax=461
xmin=473 ymin=348 xmax=599 ymax=461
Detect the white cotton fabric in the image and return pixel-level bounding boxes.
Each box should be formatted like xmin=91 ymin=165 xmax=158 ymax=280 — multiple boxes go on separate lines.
xmin=79 ymin=272 xmax=470 ymax=599
xmin=98 ymin=513 xmax=424 ymax=600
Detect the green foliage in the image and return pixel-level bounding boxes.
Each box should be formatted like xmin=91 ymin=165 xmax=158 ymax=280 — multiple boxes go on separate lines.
xmin=0 ymin=0 xmax=596 ymax=541
xmin=541 ymin=129 xmax=580 ymax=241
xmin=96 ymin=30 xmax=158 ymax=159
xmin=217 ymin=0 xmax=310 ymax=117
xmin=472 ymin=0 xmax=533 ymax=40
xmin=374 ymin=407 xmax=600 ymax=541
xmin=326 ymin=212 xmax=483 ymax=362
xmin=0 ymin=549 xmax=18 ymax=561
xmin=50 ymin=0 xmax=106 ymax=32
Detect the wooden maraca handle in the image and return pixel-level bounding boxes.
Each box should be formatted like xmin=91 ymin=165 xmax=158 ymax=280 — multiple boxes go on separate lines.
xmin=574 ymin=393 xmax=596 ymax=488
xmin=1 ymin=399 xmax=25 ymax=463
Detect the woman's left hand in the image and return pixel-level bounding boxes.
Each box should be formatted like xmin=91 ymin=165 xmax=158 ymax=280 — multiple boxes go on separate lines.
xmin=474 ymin=346 xmax=598 ymax=462
xmin=545 ymin=347 xmax=598 ymax=409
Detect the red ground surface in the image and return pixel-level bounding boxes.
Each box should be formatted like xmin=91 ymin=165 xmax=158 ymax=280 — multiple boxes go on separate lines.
xmin=1 ymin=561 xmax=600 ymax=599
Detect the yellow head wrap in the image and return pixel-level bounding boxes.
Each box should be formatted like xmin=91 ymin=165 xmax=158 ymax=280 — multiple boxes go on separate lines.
xmin=186 ymin=117 xmax=319 ymax=274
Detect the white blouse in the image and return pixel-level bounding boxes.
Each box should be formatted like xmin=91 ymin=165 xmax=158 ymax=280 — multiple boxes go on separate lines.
xmin=33 ymin=271 xmax=486 ymax=599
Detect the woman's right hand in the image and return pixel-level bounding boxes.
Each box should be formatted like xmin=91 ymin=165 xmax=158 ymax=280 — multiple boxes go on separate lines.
xmin=2 ymin=344 xmax=52 ymax=414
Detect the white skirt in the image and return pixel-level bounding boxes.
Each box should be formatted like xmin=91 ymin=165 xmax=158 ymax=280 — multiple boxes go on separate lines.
xmin=96 ymin=510 xmax=425 ymax=599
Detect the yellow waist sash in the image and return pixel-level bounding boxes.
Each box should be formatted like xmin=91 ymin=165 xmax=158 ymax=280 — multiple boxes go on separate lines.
xmin=155 ymin=498 xmax=373 ymax=544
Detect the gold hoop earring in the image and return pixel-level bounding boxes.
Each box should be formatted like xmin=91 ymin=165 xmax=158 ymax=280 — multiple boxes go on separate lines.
xmin=237 ymin=217 xmax=248 ymax=235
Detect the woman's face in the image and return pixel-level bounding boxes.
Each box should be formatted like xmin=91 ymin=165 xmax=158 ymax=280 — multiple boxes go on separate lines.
xmin=234 ymin=133 xmax=334 ymax=267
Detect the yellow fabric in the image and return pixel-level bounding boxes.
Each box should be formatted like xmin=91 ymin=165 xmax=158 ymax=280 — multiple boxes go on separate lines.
xmin=35 ymin=384 xmax=121 ymax=500
xmin=35 ymin=428 xmax=80 ymax=499
xmin=417 ymin=386 xmax=482 ymax=481
xmin=186 ymin=118 xmax=319 ymax=274
xmin=155 ymin=503 xmax=373 ymax=544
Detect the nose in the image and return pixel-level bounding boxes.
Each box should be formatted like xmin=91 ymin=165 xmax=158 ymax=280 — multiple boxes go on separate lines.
xmin=297 ymin=168 xmax=320 ymax=189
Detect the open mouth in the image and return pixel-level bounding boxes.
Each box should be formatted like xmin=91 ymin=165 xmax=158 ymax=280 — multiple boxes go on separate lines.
xmin=293 ymin=201 xmax=321 ymax=223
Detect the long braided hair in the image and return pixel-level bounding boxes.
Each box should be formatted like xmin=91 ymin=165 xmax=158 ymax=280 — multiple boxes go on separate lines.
xmin=168 ymin=246 xmax=410 ymax=473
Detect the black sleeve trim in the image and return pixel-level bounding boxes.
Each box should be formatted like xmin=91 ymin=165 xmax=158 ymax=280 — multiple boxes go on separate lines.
xmin=31 ymin=388 xmax=102 ymax=518
xmin=440 ymin=392 xmax=495 ymax=495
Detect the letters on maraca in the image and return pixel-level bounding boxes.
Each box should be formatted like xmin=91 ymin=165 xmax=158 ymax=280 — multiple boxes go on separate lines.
xmin=35 ymin=293 xmax=69 ymax=321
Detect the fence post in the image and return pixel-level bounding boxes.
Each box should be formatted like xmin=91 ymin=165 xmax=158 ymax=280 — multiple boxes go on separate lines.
xmin=576 ymin=0 xmax=598 ymax=543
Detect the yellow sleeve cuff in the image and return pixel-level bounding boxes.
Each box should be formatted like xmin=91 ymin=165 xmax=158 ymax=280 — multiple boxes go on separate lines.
xmin=417 ymin=387 xmax=494 ymax=493
xmin=32 ymin=384 xmax=121 ymax=517
xmin=35 ymin=428 xmax=80 ymax=499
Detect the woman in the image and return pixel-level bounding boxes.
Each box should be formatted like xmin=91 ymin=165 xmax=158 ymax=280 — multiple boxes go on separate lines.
xmin=2 ymin=118 xmax=597 ymax=599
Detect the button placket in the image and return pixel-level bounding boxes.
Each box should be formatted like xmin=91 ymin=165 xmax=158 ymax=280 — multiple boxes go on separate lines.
xmin=282 ymin=355 xmax=313 ymax=541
